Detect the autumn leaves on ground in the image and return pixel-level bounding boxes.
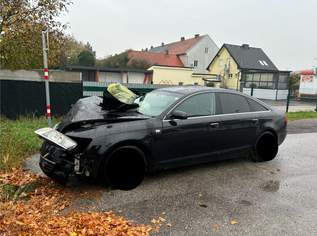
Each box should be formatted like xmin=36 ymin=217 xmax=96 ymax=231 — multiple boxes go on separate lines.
xmin=0 ymin=118 xmax=162 ymax=235
xmin=0 ymin=168 xmax=158 ymax=236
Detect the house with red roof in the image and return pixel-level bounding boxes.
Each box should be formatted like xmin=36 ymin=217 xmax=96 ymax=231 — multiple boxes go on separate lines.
xmin=128 ymin=51 xmax=184 ymax=67
xmin=128 ymin=34 xmax=219 ymax=74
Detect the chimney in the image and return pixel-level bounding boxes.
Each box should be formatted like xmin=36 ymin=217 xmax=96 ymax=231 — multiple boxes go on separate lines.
xmin=181 ymin=36 xmax=185 ymax=41
xmin=165 ymin=50 xmax=169 ymax=55
xmin=194 ymin=34 xmax=200 ymax=38
xmin=241 ymin=44 xmax=249 ymax=49
xmin=161 ymin=42 xmax=164 ymax=46
xmin=150 ymin=46 xmax=153 ymax=49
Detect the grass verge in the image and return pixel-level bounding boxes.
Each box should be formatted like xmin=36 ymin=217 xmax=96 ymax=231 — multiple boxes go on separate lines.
xmin=0 ymin=117 xmax=58 ymax=171
xmin=287 ymin=111 xmax=317 ymax=121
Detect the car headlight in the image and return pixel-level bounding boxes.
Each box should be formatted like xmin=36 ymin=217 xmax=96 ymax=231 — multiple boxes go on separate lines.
xmin=35 ymin=127 xmax=77 ymax=150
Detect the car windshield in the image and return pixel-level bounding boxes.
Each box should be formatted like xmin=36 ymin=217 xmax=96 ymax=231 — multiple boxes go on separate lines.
xmin=137 ymin=91 xmax=181 ymax=116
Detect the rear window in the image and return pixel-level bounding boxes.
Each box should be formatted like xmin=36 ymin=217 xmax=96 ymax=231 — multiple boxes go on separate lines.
xmin=216 ymin=93 xmax=250 ymax=114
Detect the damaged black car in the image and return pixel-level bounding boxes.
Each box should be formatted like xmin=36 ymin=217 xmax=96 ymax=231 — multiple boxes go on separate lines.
xmin=35 ymin=84 xmax=287 ymax=190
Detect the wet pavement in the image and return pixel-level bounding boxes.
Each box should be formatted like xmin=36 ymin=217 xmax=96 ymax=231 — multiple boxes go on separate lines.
xmin=25 ymin=132 xmax=317 ymax=235
xmin=287 ymin=118 xmax=317 ymax=134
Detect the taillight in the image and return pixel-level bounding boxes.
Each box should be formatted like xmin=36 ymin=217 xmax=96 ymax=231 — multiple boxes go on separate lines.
xmin=284 ymin=115 xmax=288 ymax=125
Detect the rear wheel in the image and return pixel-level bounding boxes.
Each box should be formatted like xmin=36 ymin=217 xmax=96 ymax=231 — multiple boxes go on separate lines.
xmin=252 ymin=131 xmax=278 ymax=162
xmin=103 ymin=147 xmax=145 ymax=190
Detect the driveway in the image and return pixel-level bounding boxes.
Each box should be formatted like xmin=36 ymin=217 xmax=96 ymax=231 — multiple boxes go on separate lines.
xmin=25 ymin=129 xmax=317 ymax=235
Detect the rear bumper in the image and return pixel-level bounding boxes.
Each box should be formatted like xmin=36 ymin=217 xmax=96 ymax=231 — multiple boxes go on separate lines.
xmin=278 ymin=127 xmax=287 ymax=145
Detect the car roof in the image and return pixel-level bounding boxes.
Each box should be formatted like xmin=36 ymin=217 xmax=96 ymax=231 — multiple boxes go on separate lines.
xmin=155 ymin=86 xmax=234 ymax=95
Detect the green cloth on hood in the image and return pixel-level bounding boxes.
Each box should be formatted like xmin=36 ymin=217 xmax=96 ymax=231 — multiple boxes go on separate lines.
xmin=107 ymin=83 xmax=137 ymax=105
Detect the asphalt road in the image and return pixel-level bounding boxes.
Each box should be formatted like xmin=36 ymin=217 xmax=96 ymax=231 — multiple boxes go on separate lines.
xmin=25 ymin=126 xmax=317 ymax=235
xmin=287 ymin=118 xmax=317 ymax=134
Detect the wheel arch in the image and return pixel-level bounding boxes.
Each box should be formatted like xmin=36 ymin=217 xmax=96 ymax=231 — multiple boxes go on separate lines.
xmin=259 ymin=128 xmax=278 ymax=141
xmin=98 ymin=140 xmax=151 ymax=175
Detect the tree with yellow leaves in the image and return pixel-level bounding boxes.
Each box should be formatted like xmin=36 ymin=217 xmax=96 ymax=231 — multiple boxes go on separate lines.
xmin=0 ymin=0 xmax=72 ymax=69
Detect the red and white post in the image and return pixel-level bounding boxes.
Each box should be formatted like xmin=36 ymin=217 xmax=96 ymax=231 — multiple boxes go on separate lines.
xmin=42 ymin=30 xmax=52 ymax=127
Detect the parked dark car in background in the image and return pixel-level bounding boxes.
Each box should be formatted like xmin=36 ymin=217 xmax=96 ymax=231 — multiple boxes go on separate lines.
xmin=35 ymin=86 xmax=287 ymax=190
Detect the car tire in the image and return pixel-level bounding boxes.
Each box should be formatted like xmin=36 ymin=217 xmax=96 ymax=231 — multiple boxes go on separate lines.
xmin=252 ymin=131 xmax=278 ymax=162
xmin=104 ymin=147 xmax=145 ymax=190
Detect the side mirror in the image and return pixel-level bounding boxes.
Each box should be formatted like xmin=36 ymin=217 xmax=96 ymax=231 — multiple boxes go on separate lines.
xmin=170 ymin=110 xmax=188 ymax=120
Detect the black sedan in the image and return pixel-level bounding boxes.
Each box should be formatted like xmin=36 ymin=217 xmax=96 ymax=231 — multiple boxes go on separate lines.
xmin=35 ymin=86 xmax=287 ymax=190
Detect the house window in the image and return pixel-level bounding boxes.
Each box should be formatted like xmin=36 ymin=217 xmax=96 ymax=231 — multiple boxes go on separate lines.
xmin=205 ymin=48 xmax=209 ymax=53
xmin=194 ymin=60 xmax=198 ymax=67
xmin=179 ymin=82 xmax=184 ymax=85
xmin=243 ymin=72 xmax=274 ymax=89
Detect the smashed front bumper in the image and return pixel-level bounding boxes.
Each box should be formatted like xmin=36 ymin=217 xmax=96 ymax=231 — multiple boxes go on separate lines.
xmin=39 ymin=142 xmax=76 ymax=184
xmin=35 ymin=127 xmax=96 ymax=183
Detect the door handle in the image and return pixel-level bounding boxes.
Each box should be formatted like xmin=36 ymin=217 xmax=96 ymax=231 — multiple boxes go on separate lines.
xmin=209 ymin=122 xmax=220 ymax=128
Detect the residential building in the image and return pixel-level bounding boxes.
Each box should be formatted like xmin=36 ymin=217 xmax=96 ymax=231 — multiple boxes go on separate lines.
xmin=128 ymin=51 xmax=183 ymax=67
xmin=126 ymin=34 xmax=219 ymax=85
xmin=208 ymin=43 xmax=290 ymax=100
xmin=148 ymin=65 xmax=221 ymax=86
xmin=148 ymin=34 xmax=219 ymax=73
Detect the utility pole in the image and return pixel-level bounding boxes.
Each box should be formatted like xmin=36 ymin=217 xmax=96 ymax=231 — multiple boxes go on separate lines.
xmin=41 ymin=29 xmax=52 ymax=127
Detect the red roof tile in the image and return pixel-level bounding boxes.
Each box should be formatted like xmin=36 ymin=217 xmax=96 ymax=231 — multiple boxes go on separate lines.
xmin=149 ymin=35 xmax=204 ymax=55
xmin=128 ymin=51 xmax=184 ymax=67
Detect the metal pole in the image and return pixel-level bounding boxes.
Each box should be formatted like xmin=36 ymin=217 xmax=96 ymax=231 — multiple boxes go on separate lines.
xmin=286 ymin=86 xmax=291 ymax=113
xmin=42 ymin=30 xmax=52 ymax=127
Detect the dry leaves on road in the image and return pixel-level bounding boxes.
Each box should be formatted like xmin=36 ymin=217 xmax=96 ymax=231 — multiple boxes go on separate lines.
xmin=0 ymin=168 xmax=154 ymax=236
xmin=230 ymin=219 xmax=238 ymax=225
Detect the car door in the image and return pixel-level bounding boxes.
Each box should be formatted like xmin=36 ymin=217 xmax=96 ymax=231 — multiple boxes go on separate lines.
xmin=214 ymin=92 xmax=258 ymax=153
xmin=156 ymin=92 xmax=222 ymax=166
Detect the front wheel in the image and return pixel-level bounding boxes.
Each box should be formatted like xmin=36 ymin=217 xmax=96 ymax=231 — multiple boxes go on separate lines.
xmin=103 ymin=147 xmax=145 ymax=190
xmin=252 ymin=131 xmax=278 ymax=162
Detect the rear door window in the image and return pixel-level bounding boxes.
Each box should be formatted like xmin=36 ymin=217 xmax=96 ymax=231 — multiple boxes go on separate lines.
xmin=216 ymin=93 xmax=250 ymax=114
xmin=246 ymin=98 xmax=268 ymax=111
xmin=175 ymin=93 xmax=215 ymax=117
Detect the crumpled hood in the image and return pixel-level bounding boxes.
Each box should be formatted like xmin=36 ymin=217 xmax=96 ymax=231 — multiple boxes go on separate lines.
xmin=58 ymin=96 xmax=149 ymax=132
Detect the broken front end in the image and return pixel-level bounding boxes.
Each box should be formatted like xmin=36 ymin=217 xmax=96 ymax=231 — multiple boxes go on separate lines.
xmin=35 ymin=84 xmax=141 ymax=184
xmin=37 ymin=126 xmax=96 ymax=184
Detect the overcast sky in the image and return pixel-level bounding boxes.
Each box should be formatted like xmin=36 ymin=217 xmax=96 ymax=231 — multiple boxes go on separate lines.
xmin=61 ymin=0 xmax=317 ymax=71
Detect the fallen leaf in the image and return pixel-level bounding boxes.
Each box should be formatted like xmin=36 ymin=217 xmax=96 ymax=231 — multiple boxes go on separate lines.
xmin=212 ymin=223 xmax=220 ymax=230
xmin=230 ymin=219 xmax=238 ymax=225
xmin=198 ymin=203 xmax=208 ymax=208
